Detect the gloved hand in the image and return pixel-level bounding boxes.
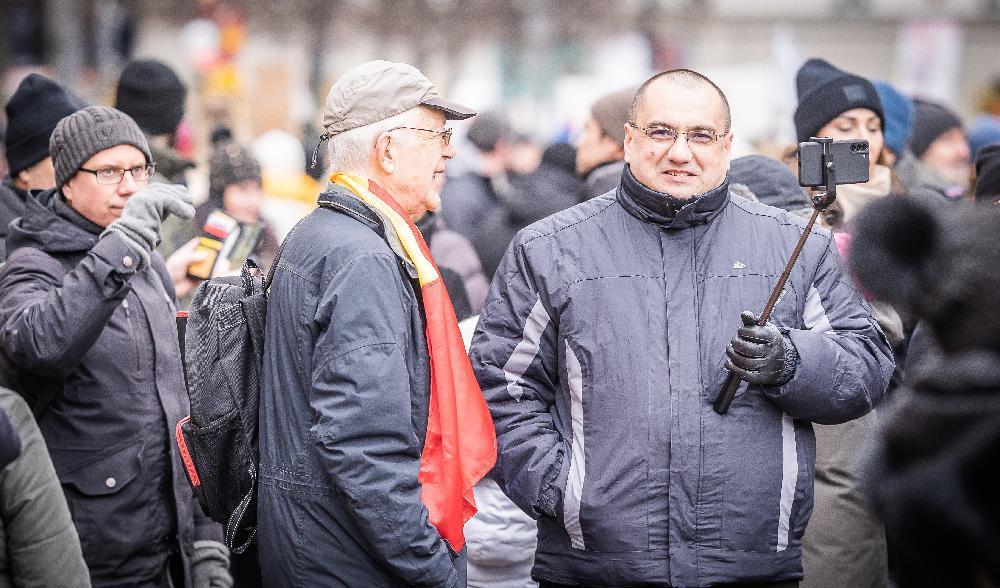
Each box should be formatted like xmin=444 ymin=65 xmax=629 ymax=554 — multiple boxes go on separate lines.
xmin=101 ymin=183 xmax=195 ymax=269
xmin=725 ymin=311 xmax=799 ymax=386
xmin=191 ymin=540 xmax=233 ymax=588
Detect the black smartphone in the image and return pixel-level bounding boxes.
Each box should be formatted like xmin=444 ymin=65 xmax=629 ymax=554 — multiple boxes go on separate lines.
xmin=798 ymin=139 xmax=870 ymax=187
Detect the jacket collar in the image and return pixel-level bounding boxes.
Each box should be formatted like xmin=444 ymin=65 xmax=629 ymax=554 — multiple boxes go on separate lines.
xmin=5 ymin=188 xmax=100 ymax=255
xmin=617 ymin=164 xmax=730 ymax=229
xmin=318 ymin=183 xmax=418 ymax=279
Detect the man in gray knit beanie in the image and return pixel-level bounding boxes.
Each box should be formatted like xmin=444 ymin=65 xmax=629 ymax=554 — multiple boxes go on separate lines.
xmin=0 ymin=105 xmax=231 ymax=587
xmin=50 ymin=105 xmax=194 ymax=269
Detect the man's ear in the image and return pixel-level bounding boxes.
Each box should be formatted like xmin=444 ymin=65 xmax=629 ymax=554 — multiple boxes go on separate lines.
xmin=15 ymin=168 xmax=32 ymax=190
xmin=375 ymin=133 xmax=396 ymax=174
xmin=61 ymin=178 xmax=75 ymax=203
xmin=623 ymin=124 xmax=635 ymax=164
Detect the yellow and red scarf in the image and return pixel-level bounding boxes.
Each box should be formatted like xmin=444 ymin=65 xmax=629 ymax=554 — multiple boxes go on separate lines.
xmin=330 ymin=172 xmax=497 ymax=552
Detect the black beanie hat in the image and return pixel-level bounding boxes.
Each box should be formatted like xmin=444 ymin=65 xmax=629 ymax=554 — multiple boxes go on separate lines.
xmin=909 ymin=99 xmax=964 ymax=159
xmin=974 ymin=143 xmax=1000 ymax=204
xmin=793 ymin=58 xmax=884 ymax=144
xmin=115 ymin=59 xmax=187 ymax=137
xmin=4 ymin=74 xmax=85 ymax=176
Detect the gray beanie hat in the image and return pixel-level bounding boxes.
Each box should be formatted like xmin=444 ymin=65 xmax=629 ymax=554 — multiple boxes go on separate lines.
xmin=50 ymin=106 xmax=152 ymax=188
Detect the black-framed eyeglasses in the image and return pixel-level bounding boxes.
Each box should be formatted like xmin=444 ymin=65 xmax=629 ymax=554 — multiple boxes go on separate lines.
xmin=79 ymin=163 xmax=157 ymax=185
xmin=628 ymin=123 xmax=727 ymax=148
xmin=387 ymin=126 xmax=453 ymax=146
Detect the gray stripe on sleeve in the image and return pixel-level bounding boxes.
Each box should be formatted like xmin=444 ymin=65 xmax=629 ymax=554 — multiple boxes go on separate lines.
xmin=563 ymin=340 xmax=586 ymax=550
xmin=776 ymin=413 xmax=798 ymax=552
xmin=803 ymin=284 xmax=832 ymax=333
xmin=502 ymin=296 xmax=551 ymax=401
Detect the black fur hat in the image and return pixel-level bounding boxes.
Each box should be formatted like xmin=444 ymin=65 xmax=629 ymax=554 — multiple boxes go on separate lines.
xmin=849 ymin=196 xmax=1000 ymax=353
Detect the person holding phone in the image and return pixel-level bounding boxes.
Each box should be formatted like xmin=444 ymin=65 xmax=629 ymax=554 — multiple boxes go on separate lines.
xmin=470 ymin=69 xmax=893 ymax=587
xmin=791 ymin=57 xmax=900 ymax=588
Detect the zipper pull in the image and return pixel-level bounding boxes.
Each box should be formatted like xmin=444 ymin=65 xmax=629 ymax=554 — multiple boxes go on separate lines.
xmin=122 ymin=298 xmax=131 ymax=317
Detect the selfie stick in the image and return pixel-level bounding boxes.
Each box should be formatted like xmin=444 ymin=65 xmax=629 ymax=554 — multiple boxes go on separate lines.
xmin=713 ymin=137 xmax=838 ymax=415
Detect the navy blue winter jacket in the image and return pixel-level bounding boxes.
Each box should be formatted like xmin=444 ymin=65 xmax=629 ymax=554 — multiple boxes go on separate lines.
xmin=469 ymin=166 xmax=894 ymax=587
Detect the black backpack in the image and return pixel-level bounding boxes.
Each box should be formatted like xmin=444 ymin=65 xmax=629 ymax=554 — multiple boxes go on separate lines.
xmin=172 ymin=192 xmax=378 ymax=554
xmin=174 ymin=191 xmax=404 ymax=553
xmin=175 ymin=254 xmax=272 ymax=553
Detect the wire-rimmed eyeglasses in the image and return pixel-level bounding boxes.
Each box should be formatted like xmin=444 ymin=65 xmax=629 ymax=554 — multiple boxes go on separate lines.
xmin=628 ymin=123 xmax=727 ymax=148
xmin=387 ymin=126 xmax=453 ymax=146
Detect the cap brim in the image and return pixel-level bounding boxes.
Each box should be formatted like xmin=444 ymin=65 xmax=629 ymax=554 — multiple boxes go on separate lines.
xmin=422 ymin=96 xmax=476 ymax=120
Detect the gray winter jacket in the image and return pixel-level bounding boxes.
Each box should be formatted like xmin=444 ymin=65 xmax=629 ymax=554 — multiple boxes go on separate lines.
xmin=0 ymin=189 xmax=223 ymax=586
xmin=257 ymin=187 xmax=461 ymax=587
xmin=469 ymin=166 xmax=894 ymax=587
xmin=0 ymin=387 xmax=90 ymax=588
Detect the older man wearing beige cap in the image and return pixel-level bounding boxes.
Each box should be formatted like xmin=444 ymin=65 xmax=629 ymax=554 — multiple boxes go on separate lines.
xmin=257 ymin=61 xmax=497 ymax=587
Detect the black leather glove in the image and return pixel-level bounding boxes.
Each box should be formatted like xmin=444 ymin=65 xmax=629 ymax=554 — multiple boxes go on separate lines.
xmin=725 ymin=311 xmax=798 ymax=386
xmin=101 ymin=183 xmax=195 ymax=269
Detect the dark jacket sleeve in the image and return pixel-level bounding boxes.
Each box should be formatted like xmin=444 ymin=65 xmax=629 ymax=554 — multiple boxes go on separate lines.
xmin=308 ymin=252 xmax=457 ymax=588
xmin=0 ymin=388 xmax=91 ymax=587
xmin=468 ymin=234 xmax=567 ymax=520
xmin=765 ymin=237 xmax=895 ymax=424
xmin=0 ymin=234 xmax=140 ymax=380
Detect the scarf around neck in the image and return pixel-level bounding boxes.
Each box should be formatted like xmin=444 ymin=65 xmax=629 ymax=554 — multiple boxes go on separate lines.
xmin=329 ymin=172 xmax=497 ymax=552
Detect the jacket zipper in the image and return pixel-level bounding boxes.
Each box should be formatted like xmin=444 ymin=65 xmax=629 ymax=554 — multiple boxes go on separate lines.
xmin=122 ymin=298 xmax=143 ymax=376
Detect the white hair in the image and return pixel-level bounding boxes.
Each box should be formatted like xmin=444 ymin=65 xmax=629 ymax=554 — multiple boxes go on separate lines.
xmin=326 ymin=108 xmax=418 ymax=174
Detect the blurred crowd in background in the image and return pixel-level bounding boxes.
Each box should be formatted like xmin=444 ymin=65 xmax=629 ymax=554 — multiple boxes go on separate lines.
xmin=0 ymin=1 xmax=1000 ymax=587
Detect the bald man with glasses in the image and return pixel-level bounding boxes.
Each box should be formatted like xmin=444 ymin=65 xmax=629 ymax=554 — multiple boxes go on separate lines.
xmin=470 ymin=69 xmax=893 ymax=587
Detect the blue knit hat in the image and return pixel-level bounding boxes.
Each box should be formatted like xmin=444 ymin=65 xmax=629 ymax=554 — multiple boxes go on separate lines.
xmin=968 ymin=115 xmax=1000 ymax=160
xmin=873 ymin=80 xmax=913 ymax=158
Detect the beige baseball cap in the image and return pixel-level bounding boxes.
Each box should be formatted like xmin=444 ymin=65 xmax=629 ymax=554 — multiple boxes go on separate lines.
xmin=321 ymin=60 xmax=475 ymax=137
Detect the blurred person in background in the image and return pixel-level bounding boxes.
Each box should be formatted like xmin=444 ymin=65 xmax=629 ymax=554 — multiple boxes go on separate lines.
xmin=507 ymin=133 xmax=544 ymax=177
xmin=575 ymin=87 xmax=634 ymax=200
xmin=507 ymin=142 xmax=583 ymax=229
xmin=195 ymin=141 xmax=279 ymax=270
xmin=416 ymin=210 xmax=489 ymax=315
xmin=850 ymin=196 xmax=1000 ymax=587
xmin=116 ymin=59 xmax=193 ymax=186
xmin=252 ymin=129 xmax=321 ymax=238
xmin=872 ymin=80 xmax=914 ymax=167
xmin=116 ymin=58 xmax=196 ymax=260
xmin=1 ymin=74 xmax=84 ymax=260
xmin=0 ymin=106 xmax=230 ymax=587
xmin=902 ymin=99 xmax=971 ymax=201
xmin=168 ymin=141 xmax=281 ymax=310
xmin=472 ymin=68 xmax=892 ymax=587
xmin=728 ymin=154 xmax=810 ymax=214
xmin=0 ymin=387 xmax=91 ymax=586
xmin=440 ymin=110 xmax=517 ymax=279
xmin=967 ymin=76 xmax=1000 ymax=160
xmin=974 ymin=143 xmax=1000 ymax=205
xmin=792 ymin=56 xmax=897 ymax=588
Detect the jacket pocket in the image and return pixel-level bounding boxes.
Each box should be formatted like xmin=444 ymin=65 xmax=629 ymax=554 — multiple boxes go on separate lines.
xmin=54 ymin=442 xmax=142 ymax=497
xmin=51 ymin=442 xmax=150 ymax=559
